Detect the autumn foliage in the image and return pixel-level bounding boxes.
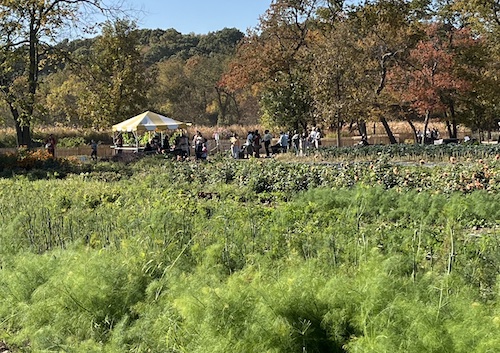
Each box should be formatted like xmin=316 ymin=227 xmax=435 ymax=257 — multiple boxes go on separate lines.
xmin=388 ymin=23 xmax=473 ymax=117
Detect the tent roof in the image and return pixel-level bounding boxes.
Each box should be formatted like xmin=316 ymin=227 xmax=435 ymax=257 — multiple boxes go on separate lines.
xmin=112 ymin=111 xmax=190 ymax=132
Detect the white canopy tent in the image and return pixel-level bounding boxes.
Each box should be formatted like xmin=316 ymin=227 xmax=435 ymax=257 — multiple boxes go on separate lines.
xmin=112 ymin=111 xmax=190 ymax=152
xmin=112 ymin=111 xmax=189 ymax=133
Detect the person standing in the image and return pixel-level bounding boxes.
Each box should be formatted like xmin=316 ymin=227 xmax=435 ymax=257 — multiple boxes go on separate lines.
xmin=193 ymin=131 xmax=204 ymax=160
xmin=291 ymin=130 xmax=300 ymax=155
xmin=45 ymin=134 xmax=57 ymax=157
xmin=230 ymin=133 xmax=240 ymax=159
xmin=115 ymin=134 xmax=123 ymax=154
xmin=299 ymin=132 xmax=308 ymax=156
xmin=263 ymin=130 xmax=273 ymax=157
xmin=90 ymin=140 xmax=98 ymax=161
xmin=200 ymin=139 xmax=208 ymax=161
xmin=416 ymin=130 xmax=423 ymax=144
xmin=253 ymin=130 xmax=261 ymax=158
xmin=162 ymin=134 xmax=171 ymax=154
xmin=278 ymin=131 xmax=289 ymax=153
xmin=179 ymin=131 xmax=190 ymax=159
xmin=213 ymin=130 xmax=221 ymax=153
xmin=245 ymin=131 xmax=254 ymax=158
xmin=310 ymin=127 xmax=321 ymax=149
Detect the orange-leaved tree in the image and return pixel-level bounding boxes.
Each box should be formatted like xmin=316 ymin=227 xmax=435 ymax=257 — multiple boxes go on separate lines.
xmin=388 ymin=22 xmax=472 ymax=144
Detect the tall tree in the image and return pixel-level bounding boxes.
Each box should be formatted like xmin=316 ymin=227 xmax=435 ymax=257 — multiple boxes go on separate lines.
xmin=451 ymin=34 xmax=497 ymax=138
xmin=149 ymin=53 xmax=242 ymax=126
xmin=345 ymin=0 xmax=423 ymax=144
xmin=222 ymin=0 xmax=323 ymax=130
xmin=148 ymin=58 xmax=192 ymax=121
xmin=452 ymin=0 xmax=500 ymax=136
xmin=72 ymin=19 xmax=149 ymax=127
xmin=0 ymin=0 xmax=118 ymax=147
xmin=388 ymin=23 xmax=471 ymax=144
xmin=310 ymin=20 xmax=359 ymax=146
xmin=38 ymin=70 xmax=84 ymax=126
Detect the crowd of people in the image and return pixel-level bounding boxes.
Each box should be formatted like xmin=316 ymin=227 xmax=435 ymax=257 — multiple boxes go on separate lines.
xmin=229 ymin=127 xmax=323 ymax=159
xmin=416 ymin=128 xmax=440 ymax=144
xmin=43 ymin=121 xmax=499 ymax=162
xmin=127 ymin=130 xmax=210 ymax=161
xmin=115 ymin=127 xmax=325 ymax=162
xmin=37 ymin=125 xmax=323 ymax=162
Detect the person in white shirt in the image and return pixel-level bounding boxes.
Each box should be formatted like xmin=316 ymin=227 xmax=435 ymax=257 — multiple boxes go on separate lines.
xmin=245 ymin=131 xmax=254 ymax=158
xmin=299 ymin=132 xmax=308 ymax=156
xmin=230 ymin=133 xmax=240 ymax=159
xmin=310 ymin=127 xmax=321 ymax=149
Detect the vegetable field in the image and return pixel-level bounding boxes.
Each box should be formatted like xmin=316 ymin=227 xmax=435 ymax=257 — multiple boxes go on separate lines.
xmin=1 ymin=148 xmax=500 ymax=352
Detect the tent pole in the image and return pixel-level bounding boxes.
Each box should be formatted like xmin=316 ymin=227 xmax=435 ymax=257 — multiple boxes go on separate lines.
xmin=134 ymin=132 xmax=139 ymax=150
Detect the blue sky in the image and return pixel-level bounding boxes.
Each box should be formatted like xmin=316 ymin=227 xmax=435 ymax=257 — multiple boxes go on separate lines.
xmin=129 ymin=0 xmax=272 ymax=34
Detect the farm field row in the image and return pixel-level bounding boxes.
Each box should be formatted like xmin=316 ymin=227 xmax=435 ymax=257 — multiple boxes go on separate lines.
xmin=0 ymin=152 xmax=499 ymax=352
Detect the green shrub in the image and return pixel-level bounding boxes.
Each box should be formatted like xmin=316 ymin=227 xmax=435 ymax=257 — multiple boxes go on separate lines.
xmin=57 ymin=136 xmax=87 ymax=148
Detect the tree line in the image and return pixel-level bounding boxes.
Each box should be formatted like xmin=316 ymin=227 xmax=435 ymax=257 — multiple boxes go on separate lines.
xmin=0 ymin=0 xmax=499 ymax=147
xmin=221 ymin=0 xmax=500 ymax=145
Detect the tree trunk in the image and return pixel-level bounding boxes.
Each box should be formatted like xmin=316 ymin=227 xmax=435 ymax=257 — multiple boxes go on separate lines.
xmin=358 ymin=119 xmax=367 ymax=137
xmin=375 ymin=51 xmax=398 ymax=145
xmin=215 ymin=87 xmax=230 ymax=125
xmin=446 ymin=120 xmax=453 ymax=138
xmin=448 ymin=101 xmax=457 ymax=138
xmin=15 ymin=124 xmax=32 ymax=148
xmin=406 ymin=117 xmax=418 ymax=143
xmin=227 ymin=93 xmax=241 ymax=125
xmin=348 ymin=120 xmax=355 ymax=133
xmin=336 ymin=113 xmax=342 ymax=147
xmin=422 ymin=110 xmax=430 ymax=146
xmin=380 ymin=116 xmax=397 ymax=144
xmin=10 ymin=17 xmax=39 ymax=150
xmin=336 ymin=124 xmax=342 ymax=147
xmin=11 ymin=105 xmax=32 ymax=148
xmin=446 ymin=119 xmax=458 ymax=139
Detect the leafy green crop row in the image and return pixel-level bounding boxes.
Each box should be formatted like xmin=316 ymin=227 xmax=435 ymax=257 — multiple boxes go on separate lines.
xmin=316 ymin=143 xmax=500 ymax=162
xmin=119 ymin=153 xmax=500 ymax=197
